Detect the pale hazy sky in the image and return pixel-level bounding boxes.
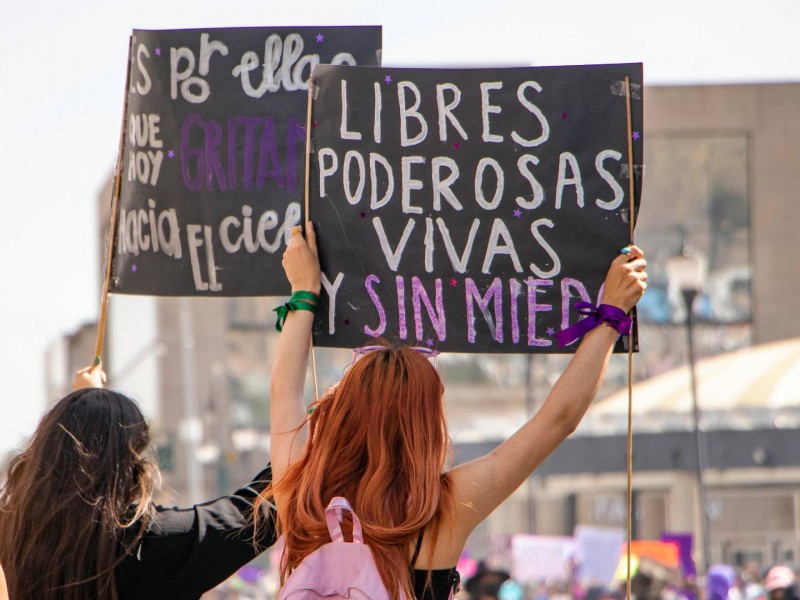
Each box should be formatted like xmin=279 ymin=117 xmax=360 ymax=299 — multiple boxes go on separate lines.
xmin=1 ymin=0 xmax=799 ymax=455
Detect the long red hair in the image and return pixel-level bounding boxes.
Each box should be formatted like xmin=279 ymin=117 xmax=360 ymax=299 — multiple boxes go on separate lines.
xmin=263 ymin=343 xmax=454 ymax=599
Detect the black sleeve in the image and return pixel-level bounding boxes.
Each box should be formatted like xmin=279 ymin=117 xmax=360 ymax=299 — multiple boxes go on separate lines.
xmin=116 ymin=466 xmax=277 ymax=600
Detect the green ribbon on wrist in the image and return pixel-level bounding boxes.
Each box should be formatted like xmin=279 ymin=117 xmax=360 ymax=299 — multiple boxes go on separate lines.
xmin=273 ymin=291 xmax=319 ymax=332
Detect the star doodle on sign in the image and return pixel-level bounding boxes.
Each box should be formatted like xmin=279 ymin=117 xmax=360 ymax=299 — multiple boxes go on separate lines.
xmin=167 ymin=149 xmax=175 ymax=159
xmin=315 ymin=33 xmax=324 ymax=43
xmin=632 ymin=131 xmax=641 ymax=141
xmin=449 ymin=278 xmax=458 ymax=287
xmin=513 ymin=208 xmax=522 ymax=218
xmin=344 ymin=319 xmax=351 ymax=326
xmin=360 ymin=211 xmax=367 ymax=218
xmin=453 ymin=142 xmax=460 ymax=149
xmin=155 ymin=47 xmax=161 ymax=57
xmin=546 ymin=327 xmax=556 ymax=336
xmin=426 ymin=338 xmax=434 ymax=347
xmin=131 ymin=264 xmax=138 ymax=273
xmin=384 ymin=74 xmax=392 ymax=84
xmin=560 ymin=112 xmax=569 ymax=120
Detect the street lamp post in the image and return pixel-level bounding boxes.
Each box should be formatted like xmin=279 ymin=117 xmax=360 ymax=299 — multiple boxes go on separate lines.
xmin=666 ymin=248 xmax=711 ymax=574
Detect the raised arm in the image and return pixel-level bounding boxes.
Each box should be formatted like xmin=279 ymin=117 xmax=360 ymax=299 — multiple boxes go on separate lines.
xmin=269 ymin=223 xmax=321 ymax=494
xmin=448 ymin=246 xmax=648 ymax=543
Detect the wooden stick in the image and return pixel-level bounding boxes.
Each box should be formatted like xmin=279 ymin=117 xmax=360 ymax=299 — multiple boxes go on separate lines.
xmin=93 ymin=36 xmax=134 ymax=367
xmin=625 ymin=77 xmax=636 ymax=245
xmin=624 ymin=75 xmax=637 ymax=600
xmin=304 ymin=76 xmax=320 ymax=402
xmin=304 ymin=76 xmax=313 ymax=226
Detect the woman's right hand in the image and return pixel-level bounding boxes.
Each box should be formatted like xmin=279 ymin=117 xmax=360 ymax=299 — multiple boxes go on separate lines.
xmin=72 ymin=365 xmax=106 ymax=390
xmin=282 ymin=222 xmax=321 ymax=295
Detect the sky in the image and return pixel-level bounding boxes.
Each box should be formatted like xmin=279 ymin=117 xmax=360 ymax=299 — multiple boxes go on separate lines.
xmin=1 ymin=0 xmax=799 ymax=456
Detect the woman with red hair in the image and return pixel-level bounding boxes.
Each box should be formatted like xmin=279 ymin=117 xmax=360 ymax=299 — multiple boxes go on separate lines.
xmin=265 ymin=223 xmax=647 ymax=600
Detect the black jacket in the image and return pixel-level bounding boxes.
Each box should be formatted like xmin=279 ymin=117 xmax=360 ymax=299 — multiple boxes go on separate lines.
xmin=116 ymin=466 xmax=275 ymax=599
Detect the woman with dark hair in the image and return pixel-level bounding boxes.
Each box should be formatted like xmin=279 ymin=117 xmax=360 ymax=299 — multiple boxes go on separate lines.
xmin=0 ymin=368 xmax=276 ymax=600
xmin=262 ymin=223 xmax=648 ymax=600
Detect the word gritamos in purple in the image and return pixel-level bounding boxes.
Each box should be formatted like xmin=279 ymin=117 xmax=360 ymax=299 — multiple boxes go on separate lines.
xmin=180 ymin=114 xmax=305 ymax=193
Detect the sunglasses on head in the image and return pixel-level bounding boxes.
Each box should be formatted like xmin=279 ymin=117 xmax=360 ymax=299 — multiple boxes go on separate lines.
xmin=353 ymin=345 xmax=440 ymax=358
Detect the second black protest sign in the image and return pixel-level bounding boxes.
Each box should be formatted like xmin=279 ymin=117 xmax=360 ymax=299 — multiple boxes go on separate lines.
xmin=113 ymin=26 xmax=382 ymax=296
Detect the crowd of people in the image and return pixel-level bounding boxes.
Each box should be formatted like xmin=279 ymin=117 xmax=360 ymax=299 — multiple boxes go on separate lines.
xmin=521 ymin=562 xmax=799 ymax=600
xmin=456 ymin=562 xmax=800 ymax=600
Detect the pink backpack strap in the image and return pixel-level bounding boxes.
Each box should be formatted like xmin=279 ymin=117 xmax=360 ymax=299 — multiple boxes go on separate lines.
xmin=325 ymin=497 xmax=364 ymax=543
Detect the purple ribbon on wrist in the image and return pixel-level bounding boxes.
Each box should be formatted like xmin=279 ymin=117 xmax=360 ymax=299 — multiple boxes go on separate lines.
xmin=556 ymin=302 xmax=632 ymax=347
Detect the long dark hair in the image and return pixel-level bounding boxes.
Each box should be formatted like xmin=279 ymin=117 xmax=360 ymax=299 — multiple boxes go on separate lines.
xmin=0 ymin=387 xmax=158 ymax=599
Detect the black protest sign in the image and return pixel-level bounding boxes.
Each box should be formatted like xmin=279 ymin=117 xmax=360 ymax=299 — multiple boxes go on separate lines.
xmin=112 ymin=27 xmax=381 ymax=296
xmin=309 ymin=63 xmax=643 ymax=353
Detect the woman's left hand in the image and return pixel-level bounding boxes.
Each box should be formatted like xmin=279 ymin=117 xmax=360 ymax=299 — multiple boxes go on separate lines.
xmin=600 ymin=245 xmax=648 ymax=314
